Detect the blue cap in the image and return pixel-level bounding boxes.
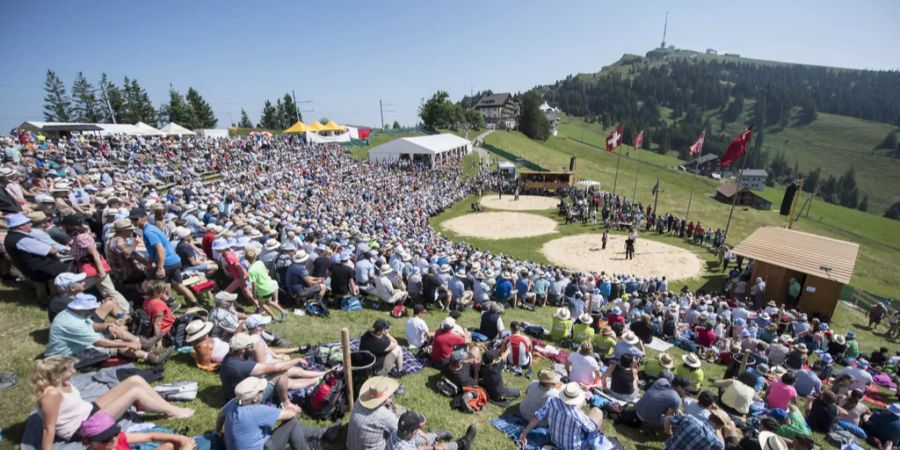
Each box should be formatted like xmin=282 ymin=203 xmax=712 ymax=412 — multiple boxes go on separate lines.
xmin=68 ymin=293 xmax=99 ymax=311
xmin=768 ymin=408 xmax=787 ymax=420
xmin=856 ymin=359 xmax=869 ymax=369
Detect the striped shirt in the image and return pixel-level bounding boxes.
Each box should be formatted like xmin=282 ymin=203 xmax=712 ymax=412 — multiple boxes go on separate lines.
xmin=534 ymin=397 xmax=598 ymax=450
xmin=346 ymin=401 xmax=398 ymax=450
xmin=665 ymin=415 xmax=724 ymax=450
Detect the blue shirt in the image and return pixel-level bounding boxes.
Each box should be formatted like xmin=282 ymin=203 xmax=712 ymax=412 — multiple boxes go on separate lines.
xmin=142 ymin=223 xmax=181 ymax=267
xmin=665 ymin=415 xmax=724 ymax=450
xmin=516 ymin=278 xmax=531 ymax=298
xmin=867 ymin=411 xmax=900 ymax=446
xmin=449 ymin=277 xmax=466 ymax=300
xmin=284 ymin=263 xmax=310 ymax=295
xmin=46 ymin=309 xmax=101 ymax=356
xmin=494 ymin=279 xmax=513 ymax=300
xmin=534 ymin=397 xmax=600 ymax=450
xmin=222 ymin=398 xmax=281 ymax=450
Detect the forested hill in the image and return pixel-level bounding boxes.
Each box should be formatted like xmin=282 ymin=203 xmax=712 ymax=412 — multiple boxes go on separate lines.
xmin=532 ymin=49 xmax=900 ymax=218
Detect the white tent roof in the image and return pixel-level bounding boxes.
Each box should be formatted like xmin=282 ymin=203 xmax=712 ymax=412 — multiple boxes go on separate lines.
xmin=498 ymin=161 xmax=516 ymax=169
xmin=369 ymin=134 xmax=471 ymax=158
xmin=159 ymin=122 xmax=195 ymax=136
xmin=135 ymin=122 xmax=163 ymax=136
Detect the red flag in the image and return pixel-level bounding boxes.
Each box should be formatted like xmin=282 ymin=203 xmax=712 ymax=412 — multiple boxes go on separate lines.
xmin=605 ymin=123 xmax=624 ymax=152
xmin=720 ymin=125 xmax=753 ymax=167
xmin=632 ymin=130 xmax=644 ymax=150
xmin=689 ymin=129 xmax=705 ymax=157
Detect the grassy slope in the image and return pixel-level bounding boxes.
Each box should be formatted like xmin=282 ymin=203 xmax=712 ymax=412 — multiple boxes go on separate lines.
xmin=477 ymin=130 xmax=900 ymax=299
xmin=2 ymin=283 xmax=892 ymax=450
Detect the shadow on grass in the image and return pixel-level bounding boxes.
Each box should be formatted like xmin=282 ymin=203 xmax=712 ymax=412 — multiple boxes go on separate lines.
xmin=29 ymin=328 xmax=49 ymax=346
xmin=698 ymin=273 xmax=729 ymax=294
xmin=481 ymin=144 xmax=545 ymax=172
xmin=197 ymin=384 xmax=225 ymax=409
xmin=0 ymin=282 xmax=40 ymax=308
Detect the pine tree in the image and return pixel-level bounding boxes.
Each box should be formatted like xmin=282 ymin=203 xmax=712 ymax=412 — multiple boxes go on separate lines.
xmin=159 ymin=87 xmax=194 ymax=126
xmin=70 ymin=72 xmax=102 ymax=122
xmin=185 ymin=87 xmax=217 ymax=128
xmin=281 ymin=93 xmax=300 ymax=126
xmin=517 ymin=91 xmax=551 ymax=141
xmin=98 ymin=73 xmax=124 ymax=123
xmin=857 ymin=196 xmax=868 ymax=212
xmin=238 ymin=109 xmax=254 ymax=128
xmin=121 ymin=77 xmax=157 ymax=124
xmin=258 ymin=100 xmax=278 ymax=129
xmin=803 ymin=168 xmax=821 ymax=193
xmin=43 ymin=70 xmax=71 ymax=121
xmin=392 ymin=120 xmax=401 ymax=129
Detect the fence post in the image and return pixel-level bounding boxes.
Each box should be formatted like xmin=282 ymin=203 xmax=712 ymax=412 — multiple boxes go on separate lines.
xmin=341 ymin=327 xmax=354 ymax=412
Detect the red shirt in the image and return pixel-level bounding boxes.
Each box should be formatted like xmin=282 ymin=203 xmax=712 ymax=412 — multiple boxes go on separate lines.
xmin=144 ymin=298 xmax=175 ymax=335
xmin=115 ymin=432 xmax=130 ymax=450
xmin=607 ymin=313 xmax=625 ymax=325
xmin=431 ymin=329 xmax=465 ymax=363
xmin=201 ymin=231 xmax=215 ymax=259
xmin=696 ymin=327 xmax=717 ymax=348
xmin=505 ymin=334 xmax=532 ymax=366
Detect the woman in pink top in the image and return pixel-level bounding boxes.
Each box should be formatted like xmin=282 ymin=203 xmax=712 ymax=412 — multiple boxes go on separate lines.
xmin=765 ymin=371 xmax=799 ymax=410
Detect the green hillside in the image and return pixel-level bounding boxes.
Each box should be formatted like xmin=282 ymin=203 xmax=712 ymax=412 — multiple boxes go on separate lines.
xmin=479 ymin=129 xmax=900 ymax=300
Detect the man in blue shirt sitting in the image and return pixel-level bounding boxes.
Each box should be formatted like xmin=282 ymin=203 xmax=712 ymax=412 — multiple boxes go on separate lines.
xmin=493 ymin=271 xmax=516 ymax=308
xmin=129 ymin=207 xmax=196 ymax=305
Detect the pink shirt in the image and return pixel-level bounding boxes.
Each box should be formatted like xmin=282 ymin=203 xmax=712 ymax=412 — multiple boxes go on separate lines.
xmin=766 ymin=380 xmax=798 ymax=410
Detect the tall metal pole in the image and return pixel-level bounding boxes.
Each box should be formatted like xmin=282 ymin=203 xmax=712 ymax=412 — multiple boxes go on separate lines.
xmin=724 ymin=148 xmax=752 ymax=241
xmin=291 ymin=90 xmax=301 ymax=121
xmin=788 ymin=179 xmax=804 ymax=229
xmin=653 ymin=177 xmax=660 ymax=214
xmin=99 ymin=82 xmax=117 ymax=124
xmin=611 ymin=145 xmax=623 ymax=196
xmin=631 ymin=144 xmax=643 ymax=202
xmin=684 ymin=152 xmax=701 ymax=222
xmin=379 ymin=99 xmax=385 ymax=130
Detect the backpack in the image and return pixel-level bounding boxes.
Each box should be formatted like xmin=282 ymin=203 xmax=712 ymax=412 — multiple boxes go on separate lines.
xmin=154 ymin=381 xmax=199 ymax=401
xmin=436 ymin=377 xmax=459 ymax=397
xmin=128 ymin=309 xmax=154 ymax=338
xmin=165 ymin=312 xmax=201 ymax=349
xmin=306 ymin=301 xmax=330 ymax=317
xmin=827 ymin=425 xmax=859 ymax=448
xmin=524 ymin=325 xmax=547 ymax=339
xmin=450 ymin=386 xmax=488 ymax=413
xmin=304 ymin=370 xmax=347 ymax=421
xmin=314 ymin=343 xmax=344 ymax=367
xmin=341 ymin=297 xmax=362 ymax=312
xmin=390 ymin=305 xmax=407 ymax=318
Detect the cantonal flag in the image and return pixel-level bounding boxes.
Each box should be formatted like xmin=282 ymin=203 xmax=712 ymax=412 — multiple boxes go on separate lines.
xmin=632 ymin=130 xmax=644 ymax=150
xmin=605 ymin=123 xmax=624 ymax=152
xmin=689 ymin=129 xmax=705 ymax=157
xmin=720 ymin=125 xmax=754 ymax=167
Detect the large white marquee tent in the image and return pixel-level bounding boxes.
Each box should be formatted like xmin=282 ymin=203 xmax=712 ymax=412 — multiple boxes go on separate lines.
xmin=368 ymin=134 xmax=472 ymax=166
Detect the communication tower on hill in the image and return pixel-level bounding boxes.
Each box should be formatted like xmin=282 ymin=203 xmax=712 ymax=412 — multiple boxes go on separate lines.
xmin=661 ymin=11 xmax=669 ymax=49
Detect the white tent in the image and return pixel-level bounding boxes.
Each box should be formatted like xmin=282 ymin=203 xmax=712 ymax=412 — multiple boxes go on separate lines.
xmin=196 ymin=128 xmax=229 ymax=138
xmin=577 ymin=179 xmax=600 ymax=188
xmin=95 ymin=123 xmax=164 ymax=136
xmin=160 ymin=122 xmax=195 ymax=136
xmin=306 ymin=132 xmax=351 ymax=144
xmin=135 ymin=122 xmax=163 ymax=136
xmin=368 ymin=134 xmax=472 ymax=166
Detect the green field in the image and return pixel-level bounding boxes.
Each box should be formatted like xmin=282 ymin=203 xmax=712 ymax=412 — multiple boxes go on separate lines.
xmin=474 ymin=128 xmax=900 ymax=300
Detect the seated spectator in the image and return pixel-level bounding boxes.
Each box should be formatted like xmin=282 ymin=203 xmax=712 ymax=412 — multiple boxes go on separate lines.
xmin=837 ymin=388 xmax=872 ymax=428
xmin=663 ymin=413 xmax=725 ymax=450
xmin=805 ymin=390 xmax=845 ymax=433
xmin=46 ymin=293 xmax=167 ymax=364
xmin=493 ymin=271 xmax=516 ymax=308
xmin=713 ymin=372 xmax=757 ymax=416
xmin=386 ymin=410 xmax=476 ymax=450
xmin=683 ymin=390 xmax=716 ymax=421
xmin=105 ymin=219 xmax=148 ymax=286
xmin=566 ymin=341 xmax=601 ymax=388
xmin=360 ymin=319 xmax=404 ymax=377
xmin=613 ymin=331 xmax=645 ymax=360
xmin=518 ymin=369 xmax=561 ymax=427
xmin=174 ymin=226 xmax=217 ymax=277
xmin=768 ymin=405 xmax=812 ymax=440
xmin=601 ymin=354 xmax=639 ymax=402
xmin=185 ymin=320 xmax=229 ymax=369
xmin=840 ymin=359 xmax=873 ymax=392
xmin=695 ymin=321 xmax=717 ymax=348
xmin=244 ymin=245 xmax=286 ymax=321
xmin=591 ymin=326 xmax=617 ymax=362
xmin=347 ymin=376 xmax=400 ymax=450
xmin=284 ymin=250 xmax=326 ymax=303
xmin=4 ymin=213 xmax=71 ymax=283
xmin=479 ymin=349 xmax=521 ymax=405
xmin=675 ymin=353 xmax=705 ymax=395
xmin=405 ymin=305 xmax=432 ymax=350
xmin=572 ymin=314 xmax=595 ymax=343
xmin=550 ymin=307 xmax=573 ymax=341
xmin=141 ymin=279 xmax=176 ymax=349
xmin=47 ymin=271 xmax=120 ymax=323
xmin=862 ymin=403 xmax=900 ymax=449
xmin=793 ymin=367 xmax=822 ymax=397
xmin=784 ymin=344 xmax=808 ymax=371
xmin=219 ymin=333 xmax=310 ymax=405
xmin=214 ymin=240 xmax=257 ymax=309
xmin=641 ymin=352 xmax=676 ymax=383
xmin=217 ymin=376 xmax=339 ymax=450
xmin=62 ymin=214 xmax=130 ymax=312
xmin=209 ymin=291 xmax=245 ymax=341
xmin=375 ymin=264 xmax=408 ymax=305
xmin=766 ymin=371 xmax=799 ymax=410
xmin=502 ymin=321 xmax=533 ymax=373
xmin=520 ymin=383 xmax=607 ymax=450
xmin=870 ymin=346 xmax=890 ymax=368
xmin=449 ymin=268 xmax=473 ymax=310
xmin=78 ymin=412 xmax=195 ymax=450
xmin=431 ymin=317 xmax=468 ymax=366
xmin=31 ymin=356 xmax=192 ymax=447
xmin=630 ymin=314 xmax=654 ymax=344
xmin=477 ymin=302 xmax=505 ymax=340
xmin=444 ymin=351 xmax=477 ymax=390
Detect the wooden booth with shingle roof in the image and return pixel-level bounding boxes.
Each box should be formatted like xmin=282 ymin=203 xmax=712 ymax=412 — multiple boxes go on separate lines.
xmin=732 ymin=227 xmax=859 ymax=320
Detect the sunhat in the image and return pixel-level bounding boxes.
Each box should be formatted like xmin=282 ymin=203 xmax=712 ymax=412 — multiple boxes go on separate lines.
xmin=54 ymin=272 xmax=86 ymax=291
xmin=682 ymin=353 xmax=702 ymax=369
xmin=758 ymin=431 xmax=788 ymax=450
xmin=175 ymin=227 xmax=191 ymax=239
xmin=554 ymin=308 xmax=571 ymax=320
xmin=657 ymin=352 xmax=676 ymax=370
xmin=215 ymin=291 xmax=238 ymax=305
xmin=578 ymin=314 xmax=593 ymax=325
xmin=78 ymin=412 xmax=120 ymax=442
xmin=622 ymin=331 xmax=639 ymax=345
xmin=560 ymin=382 xmax=586 ymax=406
xmin=5 ymin=214 xmax=30 ymax=228
xmin=380 ymin=263 xmax=393 ymax=275
xmin=264 ymin=239 xmax=281 ymax=251
xmin=185 ymin=320 xmax=214 ymax=343
xmin=538 ymin=369 xmax=561 ymax=384
xmin=245 ymin=314 xmax=272 ymax=330
xmin=358 ymin=376 xmax=400 ymax=409
xmin=68 ymin=293 xmax=99 ymax=311
xmin=229 ymin=333 xmax=260 ymax=352
xmin=235 ymin=376 xmax=268 ymax=405
xmin=439 ymin=264 xmax=452 ymax=273
xmin=293 ymin=250 xmax=310 ymax=263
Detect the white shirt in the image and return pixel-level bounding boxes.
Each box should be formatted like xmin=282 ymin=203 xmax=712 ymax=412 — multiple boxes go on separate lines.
xmin=405 ymin=317 xmax=429 ymax=349
xmin=375 ymin=276 xmax=396 ymax=302
xmin=841 ymin=366 xmax=873 ymax=392
xmin=568 ymin=352 xmax=600 ymax=385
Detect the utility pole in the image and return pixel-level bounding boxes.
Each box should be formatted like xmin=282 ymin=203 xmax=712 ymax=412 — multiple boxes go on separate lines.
xmin=99 ymin=82 xmax=117 ymax=124
xmin=379 ymin=99 xmax=394 ymax=130
xmin=661 ymin=11 xmax=669 ymax=48
xmin=291 ymin=90 xmax=313 ymax=122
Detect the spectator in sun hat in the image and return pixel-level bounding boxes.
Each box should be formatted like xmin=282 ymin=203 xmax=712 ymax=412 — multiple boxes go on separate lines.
xmin=614 ymin=331 xmax=645 ymax=360
xmin=346 ymin=376 xmax=402 ymax=450
xmin=174 ymin=226 xmax=217 ymax=277
xmin=284 ymin=249 xmax=326 ymax=303
xmin=0 ymin=167 xmax=23 ymax=213
xmin=520 ymin=382 xmax=607 ymax=450
xmin=218 ymin=376 xmax=341 ymax=450
xmin=4 ymin=213 xmax=71 ymax=282
xmin=375 ymin=263 xmax=408 ymax=305
xmin=185 ymin=319 xmax=228 ymax=369
xmin=106 ymin=218 xmax=148 ymax=286
xmin=78 ymin=411 xmax=195 ymax=450
xmin=209 ymin=291 xmax=245 ymax=341
xmin=47 ymin=271 xmax=89 ymax=322
xmin=25 ymin=210 xmax=70 ymax=253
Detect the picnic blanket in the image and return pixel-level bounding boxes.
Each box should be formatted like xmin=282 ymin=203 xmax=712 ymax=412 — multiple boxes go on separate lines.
xmin=646 ymin=337 xmax=674 ymax=353
xmin=302 ymin=338 xmax=428 ymax=376
xmin=21 ymin=364 xmax=140 ymax=450
xmin=491 ymin=414 xmax=619 ymax=450
xmin=864 ymin=384 xmax=889 ymax=407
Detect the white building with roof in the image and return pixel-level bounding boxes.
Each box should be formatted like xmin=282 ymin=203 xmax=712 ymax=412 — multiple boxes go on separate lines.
xmin=739 ymin=169 xmax=768 ymax=190
xmin=367 ymin=134 xmax=472 ymax=167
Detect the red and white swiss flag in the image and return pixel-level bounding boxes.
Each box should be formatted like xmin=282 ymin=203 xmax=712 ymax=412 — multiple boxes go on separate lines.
xmin=632 ymin=130 xmax=644 ymax=150
xmin=605 ymin=123 xmax=624 ymax=152
xmin=689 ymin=129 xmax=705 ymax=156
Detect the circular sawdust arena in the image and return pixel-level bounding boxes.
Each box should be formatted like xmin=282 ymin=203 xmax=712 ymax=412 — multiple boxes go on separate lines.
xmin=441 ymin=212 xmax=557 ymax=239
xmin=480 ymin=195 xmax=558 ymax=211
xmin=541 ymin=234 xmax=704 ymax=280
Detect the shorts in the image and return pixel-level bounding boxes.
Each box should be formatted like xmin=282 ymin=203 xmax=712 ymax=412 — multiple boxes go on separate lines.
xmin=162 ymin=264 xmax=184 ymax=284
xmin=90 ymin=346 xmax=119 ymax=357
xmin=291 ymin=285 xmax=321 ymax=300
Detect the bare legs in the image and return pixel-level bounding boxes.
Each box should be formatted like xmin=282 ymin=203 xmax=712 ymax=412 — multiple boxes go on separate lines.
xmin=95 ymin=375 xmax=193 ymax=419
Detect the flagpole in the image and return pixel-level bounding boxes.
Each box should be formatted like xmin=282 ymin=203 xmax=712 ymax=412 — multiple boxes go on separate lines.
xmin=653 ymin=177 xmax=660 ymax=214
xmin=684 ymin=152 xmax=700 ymax=222
xmin=631 ymin=143 xmax=642 ymax=202
xmin=611 ymin=145 xmax=623 ymax=196
xmin=724 ymin=146 xmax=751 ymax=241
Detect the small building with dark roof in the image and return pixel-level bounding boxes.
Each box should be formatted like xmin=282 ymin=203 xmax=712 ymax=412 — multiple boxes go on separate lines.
xmin=715 ymin=180 xmax=772 ymax=210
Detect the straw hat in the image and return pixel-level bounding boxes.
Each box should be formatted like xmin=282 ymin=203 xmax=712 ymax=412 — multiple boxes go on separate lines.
xmin=657 ymin=352 xmax=676 ymax=370
xmin=358 ymin=376 xmax=400 ymax=409
xmin=560 ymin=382 xmax=585 ymax=406
xmin=538 ymin=369 xmax=561 ymax=384
xmin=682 ymin=353 xmax=702 ymax=369
xmin=554 ymin=308 xmax=571 ymax=320
xmin=601 ymin=326 xmax=615 ymax=336
xmin=185 ymin=320 xmax=213 ymax=343
xmin=770 ymin=365 xmax=787 ymax=376
xmin=758 ymin=431 xmax=788 ymax=450
xmin=578 ymin=314 xmax=593 ymax=325
xmin=622 ymin=331 xmax=639 ymax=345
xmin=264 ymin=239 xmax=281 ymax=251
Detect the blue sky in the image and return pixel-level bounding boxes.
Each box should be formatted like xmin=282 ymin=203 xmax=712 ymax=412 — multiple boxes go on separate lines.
xmin=1 ymin=0 xmax=898 ymax=132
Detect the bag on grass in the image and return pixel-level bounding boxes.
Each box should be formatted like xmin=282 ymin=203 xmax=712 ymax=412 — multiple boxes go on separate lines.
xmin=451 ymin=386 xmax=488 ymax=413
xmin=306 ymin=301 xmax=330 ymax=317
xmin=128 ymin=309 xmax=154 ymax=338
xmin=154 ymin=380 xmax=199 ymax=401
xmin=165 ymin=312 xmax=201 ymax=349
xmin=341 ymin=297 xmax=362 ymax=312
xmin=73 ymin=347 xmax=110 ymax=371
xmin=436 ymin=377 xmax=459 ymax=397
xmin=390 ymin=304 xmax=407 ymax=318
xmin=305 ymin=370 xmax=346 ymax=421
xmin=315 ymin=343 xmax=344 ymax=367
